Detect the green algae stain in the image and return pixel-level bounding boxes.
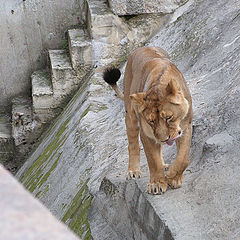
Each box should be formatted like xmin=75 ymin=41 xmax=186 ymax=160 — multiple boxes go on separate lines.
xmin=62 ymin=178 xmax=93 ymax=240
xmin=19 ymin=119 xmax=70 ymax=193
xmin=35 ymin=191 xmax=42 ymax=198
xmin=35 ymin=184 xmax=50 ymax=200
xmin=38 ymin=153 xmax=62 ymax=189
xmin=62 ymin=203 xmax=67 ymax=210
xmin=81 ymin=105 xmax=91 ymax=120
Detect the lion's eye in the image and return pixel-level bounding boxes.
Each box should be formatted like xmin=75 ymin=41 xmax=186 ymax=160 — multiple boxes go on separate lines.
xmin=166 ymin=116 xmax=173 ymax=121
xmin=149 ymin=120 xmax=155 ymax=124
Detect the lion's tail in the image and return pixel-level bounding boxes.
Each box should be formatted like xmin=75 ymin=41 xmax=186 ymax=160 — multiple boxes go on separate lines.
xmin=103 ymin=67 xmax=124 ymax=100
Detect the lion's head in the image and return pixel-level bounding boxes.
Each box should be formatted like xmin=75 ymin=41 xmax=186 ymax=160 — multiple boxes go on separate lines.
xmin=130 ymin=78 xmax=189 ymax=145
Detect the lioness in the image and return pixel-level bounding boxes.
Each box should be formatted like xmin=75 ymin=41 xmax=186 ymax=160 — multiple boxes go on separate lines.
xmin=103 ymin=46 xmax=193 ymax=194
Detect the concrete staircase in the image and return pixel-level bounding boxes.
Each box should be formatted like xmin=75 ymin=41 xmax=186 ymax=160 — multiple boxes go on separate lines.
xmin=32 ymin=29 xmax=93 ymax=122
xmin=0 ymin=0 xmax=130 ymax=173
xmin=4 ymin=26 xmax=93 ymax=173
xmin=1 ymin=0 xmax=165 ymax=174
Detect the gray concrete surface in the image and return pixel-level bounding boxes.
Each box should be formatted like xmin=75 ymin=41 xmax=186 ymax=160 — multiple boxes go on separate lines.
xmin=108 ymin=0 xmax=188 ymax=15
xmin=0 ymin=164 xmax=80 ymax=240
xmin=0 ymin=0 xmax=83 ymax=107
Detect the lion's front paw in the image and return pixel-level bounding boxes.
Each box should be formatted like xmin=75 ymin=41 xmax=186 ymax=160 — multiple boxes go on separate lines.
xmin=166 ymin=172 xmax=183 ymax=189
xmin=147 ymin=181 xmax=167 ymax=195
xmin=126 ymin=169 xmax=142 ymax=180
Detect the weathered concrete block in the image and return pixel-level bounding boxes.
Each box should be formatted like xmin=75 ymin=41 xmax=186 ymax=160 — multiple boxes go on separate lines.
xmin=86 ymin=0 xmax=129 ymax=66
xmin=108 ymin=0 xmax=188 ymax=15
xmin=49 ymin=50 xmax=76 ymax=97
xmin=32 ymin=70 xmax=54 ymax=111
xmin=86 ymin=0 xmax=113 ymax=39
xmin=68 ymin=29 xmax=93 ymax=69
xmin=86 ymin=0 xmax=128 ymax=39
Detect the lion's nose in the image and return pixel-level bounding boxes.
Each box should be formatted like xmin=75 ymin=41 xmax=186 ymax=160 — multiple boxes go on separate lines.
xmin=178 ymin=130 xmax=182 ymax=135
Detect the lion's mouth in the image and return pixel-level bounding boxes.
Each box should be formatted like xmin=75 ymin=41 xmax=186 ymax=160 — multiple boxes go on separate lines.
xmin=166 ymin=136 xmax=179 ymax=146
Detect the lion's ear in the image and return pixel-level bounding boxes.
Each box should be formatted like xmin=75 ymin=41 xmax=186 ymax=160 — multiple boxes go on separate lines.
xmin=166 ymin=78 xmax=181 ymax=95
xmin=130 ymin=93 xmax=146 ymax=112
xmin=166 ymin=79 xmax=184 ymax=105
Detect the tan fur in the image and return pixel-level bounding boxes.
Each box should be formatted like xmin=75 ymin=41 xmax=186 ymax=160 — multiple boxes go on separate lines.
xmin=110 ymin=47 xmax=192 ymax=194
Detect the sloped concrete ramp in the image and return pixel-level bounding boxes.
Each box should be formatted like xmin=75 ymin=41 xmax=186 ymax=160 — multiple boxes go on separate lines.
xmin=17 ymin=0 xmax=240 ymax=239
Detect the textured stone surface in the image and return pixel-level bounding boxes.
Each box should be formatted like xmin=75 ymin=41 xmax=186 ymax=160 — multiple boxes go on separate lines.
xmin=49 ymin=50 xmax=78 ymax=97
xmin=89 ymin=176 xmax=174 ymax=240
xmin=32 ymin=70 xmax=53 ymax=96
xmin=0 ymin=165 xmax=80 ymax=240
xmin=108 ymin=0 xmax=188 ymax=15
xmin=86 ymin=0 xmax=169 ymax=67
xmin=32 ymin=70 xmax=54 ymax=111
xmin=68 ymin=28 xmax=93 ymax=69
xmin=86 ymin=0 xmax=129 ymax=66
xmin=16 ymin=69 xmax=124 ymax=238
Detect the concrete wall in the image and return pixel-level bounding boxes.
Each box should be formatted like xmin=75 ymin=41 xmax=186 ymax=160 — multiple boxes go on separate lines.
xmin=0 ymin=164 xmax=80 ymax=240
xmin=0 ymin=0 xmax=84 ymax=108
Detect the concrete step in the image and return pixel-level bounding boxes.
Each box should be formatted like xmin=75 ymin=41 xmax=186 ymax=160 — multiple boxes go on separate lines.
xmin=32 ymin=70 xmax=54 ymax=113
xmin=68 ymin=28 xmax=93 ymax=70
xmin=86 ymin=0 xmax=114 ymax=39
xmin=85 ymin=0 xmax=129 ymax=66
xmin=49 ymin=50 xmax=77 ymax=96
xmin=11 ymin=96 xmax=33 ymax=146
xmin=87 ymin=0 xmax=109 ymax=17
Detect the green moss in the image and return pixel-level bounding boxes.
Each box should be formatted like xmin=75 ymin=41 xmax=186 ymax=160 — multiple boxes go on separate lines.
xmin=61 ymin=39 xmax=69 ymax=52
xmin=38 ymin=153 xmax=61 ymax=188
xmin=20 ymin=119 xmax=69 ymax=193
xmin=76 ymin=168 xmax=91 ymax=188
xmin=62 ymin=203 xmax=67 ymax=210
xmin=35 ymin=184 xmax=50 ymax=200
xmin=62 ymin=177 xmax=93 ymax=239
xmin=35 ymin=191 xmax=42 ymax=198
xmin=80 ymin=105 xmax=91 ymax=120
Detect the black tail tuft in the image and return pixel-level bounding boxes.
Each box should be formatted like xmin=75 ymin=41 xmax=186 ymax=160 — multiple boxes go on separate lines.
xmin=103 ymin=67 xmax=121 ymax=86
